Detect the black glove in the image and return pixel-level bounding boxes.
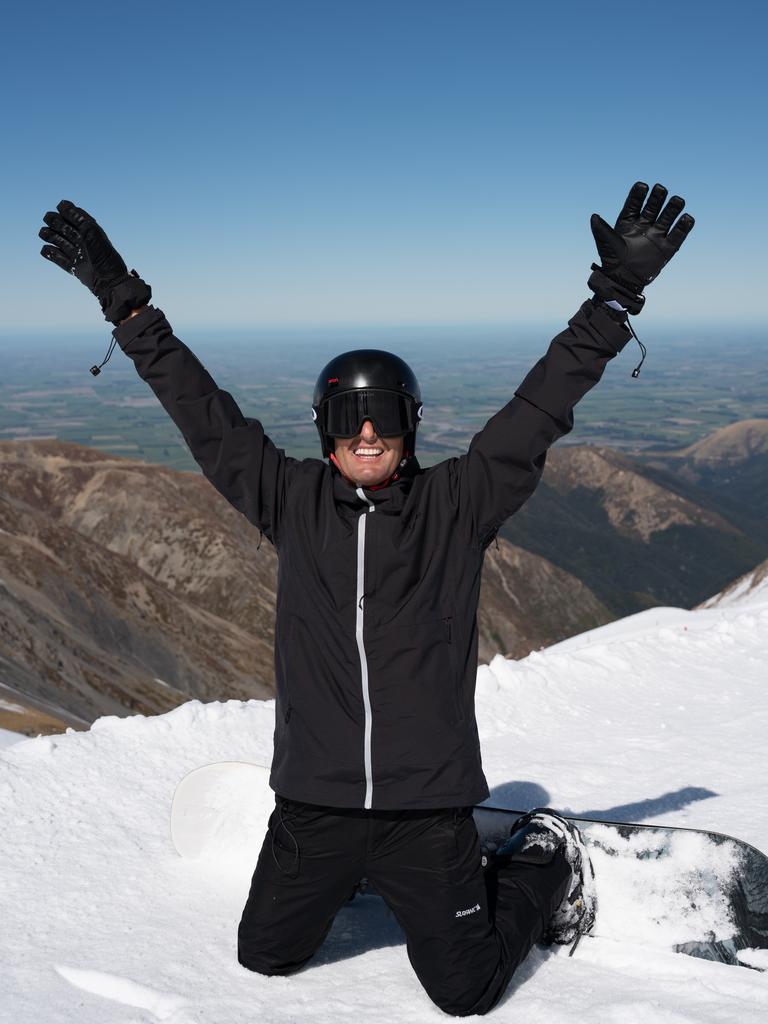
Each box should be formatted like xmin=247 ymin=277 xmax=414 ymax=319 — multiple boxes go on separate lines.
xmin=39 ymin=200 xmax=151 ymax=325
xmin=588 ymin=182 xmax=695 ymax=315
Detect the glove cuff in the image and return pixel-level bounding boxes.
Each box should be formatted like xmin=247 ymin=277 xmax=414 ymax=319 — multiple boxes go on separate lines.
xmin=588 ymin=265 xmax=645 ymax=316
xmin=98 ymin=270 xmax=152 ymax=325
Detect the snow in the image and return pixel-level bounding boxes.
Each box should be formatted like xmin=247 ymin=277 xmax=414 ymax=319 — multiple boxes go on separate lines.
xmin=0 ymin=729 xmax=23 ymax=753
xmin=2 ymin=589 xmax=768 ymax=1022
xmin=0 ymin=726 xmax=24 ymax=748
xmin=0 ymin=697 xmax=27 ymax=711
xmin=698 ymin=562 xmax=768 ymax=610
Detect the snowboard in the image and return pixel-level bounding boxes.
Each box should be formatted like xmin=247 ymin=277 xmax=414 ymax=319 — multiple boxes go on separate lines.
xmin=170 ymin=761 xmax=273 ymax=859
xmin=476 ymin=804 xmax=768 ymax=971
xmin=170 ymin=762 xmax=768 ymax=971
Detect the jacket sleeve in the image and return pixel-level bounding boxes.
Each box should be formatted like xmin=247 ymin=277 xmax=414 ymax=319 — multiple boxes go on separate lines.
xmin=457 ymin=299 xmax=632 ymax=547
xmin=113 ymin=305 xmax=297 ymax=545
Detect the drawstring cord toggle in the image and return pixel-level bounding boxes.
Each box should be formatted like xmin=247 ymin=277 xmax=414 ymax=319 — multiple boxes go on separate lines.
xmin=90 ymin=334 xmax=118 ymax=376
xmin=626 ymin=316 xmax=647 ymax=378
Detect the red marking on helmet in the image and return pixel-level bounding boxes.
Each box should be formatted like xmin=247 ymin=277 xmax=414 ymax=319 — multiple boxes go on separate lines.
xmin=328 ymin=377 xmax=339 ymax=384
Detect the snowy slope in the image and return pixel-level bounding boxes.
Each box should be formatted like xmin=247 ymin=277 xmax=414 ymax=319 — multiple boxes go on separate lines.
xmin=0 ymin=726 xmax=23 ymax=749
xmin=697 ymin=558 xmax=768 ymax=610
xmin=2 ymin=587 xmax=768 ymax=1023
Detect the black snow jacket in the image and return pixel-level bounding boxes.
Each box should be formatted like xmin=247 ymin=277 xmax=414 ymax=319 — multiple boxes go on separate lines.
xmin=114 ymin=300 xmax=631 ymax=810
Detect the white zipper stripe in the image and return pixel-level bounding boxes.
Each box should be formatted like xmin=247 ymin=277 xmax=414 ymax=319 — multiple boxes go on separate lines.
xmin=355 ymin=486 xmax=375 ymax=809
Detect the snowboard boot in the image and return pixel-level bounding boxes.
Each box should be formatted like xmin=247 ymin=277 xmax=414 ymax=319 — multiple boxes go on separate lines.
xmin=495 ymin=807 xmax=597 ymax=951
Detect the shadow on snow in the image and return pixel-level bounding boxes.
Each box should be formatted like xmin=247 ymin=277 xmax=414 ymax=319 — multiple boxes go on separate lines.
xmin=482 ymin=780 xmax=718 ymax=823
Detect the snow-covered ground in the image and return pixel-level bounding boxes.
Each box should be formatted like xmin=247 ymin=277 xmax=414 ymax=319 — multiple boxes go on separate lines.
xmin=2 ymin=580 xmax=767 ymax=1023
xmin=0 ymin=726 xmax=24 ymax=748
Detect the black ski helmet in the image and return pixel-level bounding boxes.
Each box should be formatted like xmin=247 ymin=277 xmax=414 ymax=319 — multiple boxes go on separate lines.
xmin=312 ymin=349 xmax=423 ymax=460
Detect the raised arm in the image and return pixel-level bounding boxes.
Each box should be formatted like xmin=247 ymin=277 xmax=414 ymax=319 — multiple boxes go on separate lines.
xmin=112 ymin=306 xmax=296 ymax=544
xmin=459 ymin=299 xmax=631 ymax=546
xmin=39 ymin=200 xmax=296 ymax=544
xmin=458 ymin=181 xmax=695 ymax=547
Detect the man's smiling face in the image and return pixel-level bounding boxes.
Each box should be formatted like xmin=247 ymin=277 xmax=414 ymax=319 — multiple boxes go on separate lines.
xmin=332 ymin=419 xmax=405 ymax=487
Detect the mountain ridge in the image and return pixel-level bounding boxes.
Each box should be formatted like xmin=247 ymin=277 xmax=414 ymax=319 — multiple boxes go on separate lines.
xmin=2 ymin=426 xmax=766 ymax=735
xmin=0 ymin=438 xmax=609 ymax=733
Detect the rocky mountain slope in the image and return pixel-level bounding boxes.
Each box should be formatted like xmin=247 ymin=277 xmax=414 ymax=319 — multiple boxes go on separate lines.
xmin=678 ymin=418 xmax=768 ymax=463
xmin=0 ymin=439 xmax=608 ymax=734
xmin=501 ymin=442 xmax=768 ymax=615
xmin=695 ymin=555 xmax=768 ymax=609
xmin=2 ymin=425 xmax=765 ymax=736
xmin=633 ymin=419 xmax=768 ymax=544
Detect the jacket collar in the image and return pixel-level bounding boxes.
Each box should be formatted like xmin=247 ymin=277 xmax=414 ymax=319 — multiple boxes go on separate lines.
xmin=330 ymin=457 xmax=421 ymax=513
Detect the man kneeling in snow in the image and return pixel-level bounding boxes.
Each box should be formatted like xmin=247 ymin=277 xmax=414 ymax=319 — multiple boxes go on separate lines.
xmin=39 ymin=182 xmax=693 ymax=1015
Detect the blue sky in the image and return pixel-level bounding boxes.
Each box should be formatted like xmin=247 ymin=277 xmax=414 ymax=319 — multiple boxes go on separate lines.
xmin=2 ymin=0 xmax=765 ymax=331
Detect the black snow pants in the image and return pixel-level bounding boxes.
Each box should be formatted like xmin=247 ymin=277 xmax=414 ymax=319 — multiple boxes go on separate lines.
xmin=237 ymin=796 xmax=571 ymax=1017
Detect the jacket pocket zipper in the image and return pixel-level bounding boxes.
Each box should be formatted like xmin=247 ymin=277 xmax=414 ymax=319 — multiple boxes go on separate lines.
xmin=443 ymin=617 xmax=464 ymax=724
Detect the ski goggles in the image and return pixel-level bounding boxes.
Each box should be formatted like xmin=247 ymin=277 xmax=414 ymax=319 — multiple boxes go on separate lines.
xmin=315 ymin=389 xmax=422 ymax=438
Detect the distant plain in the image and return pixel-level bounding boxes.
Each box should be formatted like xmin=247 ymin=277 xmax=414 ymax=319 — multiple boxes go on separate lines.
xmin=1 ymin=322 xmax=765 ymax=469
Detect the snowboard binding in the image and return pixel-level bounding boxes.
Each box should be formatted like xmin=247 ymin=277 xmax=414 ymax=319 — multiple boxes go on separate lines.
xmin=495 ymin=807 xmax=598 ymax=954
